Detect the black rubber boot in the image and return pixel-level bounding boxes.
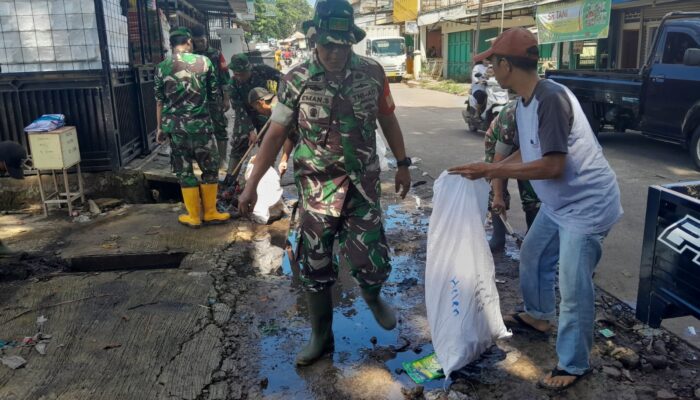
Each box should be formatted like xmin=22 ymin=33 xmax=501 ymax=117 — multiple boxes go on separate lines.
xmin=0 ymin=240 xmax=15 ymax=257
xmin=360 ymin=286 xmax=397 ymax=330
xmin=296 ymin=288 xmax=334 ymax=366
xmin=489 ymin=214 xmax=506 ymax=252
xmin=524 ymin=207 xmax=539 ymax=231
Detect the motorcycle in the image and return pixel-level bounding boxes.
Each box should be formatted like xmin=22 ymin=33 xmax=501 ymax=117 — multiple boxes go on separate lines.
xmin=462 ymin=75 xmax=510 ymax=132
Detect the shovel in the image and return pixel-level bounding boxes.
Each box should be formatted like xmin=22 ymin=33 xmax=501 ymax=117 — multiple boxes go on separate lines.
xmin=498 ymin=213 xmax=524 ymax=247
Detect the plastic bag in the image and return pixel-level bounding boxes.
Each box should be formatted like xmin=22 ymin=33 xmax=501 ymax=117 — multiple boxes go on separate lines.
xmin=244 ymin=159 xmax=284 ymax=224
xmin=376 ymin=131 xmax=390 ymax=172
xmin=24 ymin=114 xmax=65 ymax=132
xmin=425 ymin=171 xmax=511 ymax=380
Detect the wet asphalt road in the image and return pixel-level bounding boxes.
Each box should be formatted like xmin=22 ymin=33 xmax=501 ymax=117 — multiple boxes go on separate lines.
xmin=388 ymin=83 xmax=700 ymax=347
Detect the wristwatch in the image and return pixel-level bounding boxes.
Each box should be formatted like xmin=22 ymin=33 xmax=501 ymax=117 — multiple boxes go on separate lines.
xmin=397 ymin=157 xmax=412 ymax=168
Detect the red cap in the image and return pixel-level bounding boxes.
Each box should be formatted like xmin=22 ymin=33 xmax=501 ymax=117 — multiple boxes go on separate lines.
xmin=474 ymin=27 xmax=539 ymax=63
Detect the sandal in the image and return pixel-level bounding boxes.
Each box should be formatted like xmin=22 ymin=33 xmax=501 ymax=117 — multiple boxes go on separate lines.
xmin=504 ymin=313 xmax=550 ymax=336
xmin=537 ymin=367 xmax=591 ymax=391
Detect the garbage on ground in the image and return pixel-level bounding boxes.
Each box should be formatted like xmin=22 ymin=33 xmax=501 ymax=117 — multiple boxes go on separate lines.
xmin=599 ymin=328 xmax=616 ymax=338
xmin=24 ymin=114 xmax=65 ymax=132
xmin=687 ymin=326 xmax=697 ymax=336
xmin=1 ymin=355 xmax=27 ymax=370
xmin=402 ymin=353 xmax=445 ymax=384
xmin=425 ymin=172 xmax=511 ymax=379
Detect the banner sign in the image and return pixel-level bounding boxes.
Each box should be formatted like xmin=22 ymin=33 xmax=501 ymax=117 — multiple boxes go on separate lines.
xmin=405 ymin=21 xmax=418 ymax=35
xmin=536 ymin=0 xmax=611 ymax=44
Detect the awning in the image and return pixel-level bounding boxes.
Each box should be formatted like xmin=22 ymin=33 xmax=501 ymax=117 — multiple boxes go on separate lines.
xmin=187 ymin=0 xmax=249 ymax=15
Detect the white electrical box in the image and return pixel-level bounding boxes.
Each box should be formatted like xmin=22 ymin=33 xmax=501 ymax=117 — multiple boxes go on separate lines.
xmin=28 ymin=126 xmax=81 ymax=170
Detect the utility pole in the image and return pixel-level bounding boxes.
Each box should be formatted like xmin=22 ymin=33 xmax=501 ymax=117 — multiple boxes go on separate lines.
xmin=473 ymin=0 xmax=483 ymax=62
xmin=374 ymin=0 xmax=378 ymax=24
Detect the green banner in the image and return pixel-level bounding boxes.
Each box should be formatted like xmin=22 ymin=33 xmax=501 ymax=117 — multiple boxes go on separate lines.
xmin=536 ymin=0 xmax=611 ymax=45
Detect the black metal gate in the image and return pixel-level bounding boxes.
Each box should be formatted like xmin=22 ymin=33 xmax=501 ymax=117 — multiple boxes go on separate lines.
xmin=0 ymin=72 xmax=120 ymax=170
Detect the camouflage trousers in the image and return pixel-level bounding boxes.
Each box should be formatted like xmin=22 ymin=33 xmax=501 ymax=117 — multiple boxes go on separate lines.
xmin=226 ymin=134 xmax=249 ymax=180
xmin=211 ymin=108 xmax=229 ymax=141
xmin=170 ymin=133 xmax=220 ymax=188
xmin=297 ymin=184 xmax=391 ymax=292
xmin=488 ymin=179 xmax=541 ymax=213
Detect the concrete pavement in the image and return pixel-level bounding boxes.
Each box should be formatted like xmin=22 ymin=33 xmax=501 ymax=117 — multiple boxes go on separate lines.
xmin=389 ymin=83 xmax=700 ymax=346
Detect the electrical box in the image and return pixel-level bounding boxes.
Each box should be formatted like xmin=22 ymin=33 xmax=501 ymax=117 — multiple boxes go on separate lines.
xmin=27 ymin=126 xmax=81 ymax=170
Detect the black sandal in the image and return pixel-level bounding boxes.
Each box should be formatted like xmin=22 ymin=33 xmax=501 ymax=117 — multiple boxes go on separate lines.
xmin=504 ymin=313 xmax=550 ymax=337
xmin=537 ymin=367 xmax=591 ymax=391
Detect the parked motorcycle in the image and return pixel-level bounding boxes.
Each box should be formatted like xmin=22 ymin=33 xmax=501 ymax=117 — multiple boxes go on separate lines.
xmin=462 ymin=75 xmax=510 ymax=132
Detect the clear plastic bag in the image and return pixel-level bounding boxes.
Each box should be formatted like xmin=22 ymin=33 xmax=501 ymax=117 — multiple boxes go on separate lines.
xmin=425 ymin=172 xmax=511 ymax=379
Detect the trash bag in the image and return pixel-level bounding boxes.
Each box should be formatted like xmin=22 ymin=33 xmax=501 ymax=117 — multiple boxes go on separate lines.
xmin=376 ymin=131 xmax=390 ymax=172
xmin=425 ymin=171 xmax=511 ymax=379
xmin=244 ymin=157 xmax=284 ymax=224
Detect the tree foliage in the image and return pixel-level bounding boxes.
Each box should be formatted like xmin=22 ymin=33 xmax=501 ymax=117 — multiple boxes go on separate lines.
xmin=251 ymin=0 xmax=313 ymax=41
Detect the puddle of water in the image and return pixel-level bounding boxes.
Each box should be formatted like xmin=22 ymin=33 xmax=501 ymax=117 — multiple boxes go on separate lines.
xmin=258 ymin=201 xmax=440 ymax=399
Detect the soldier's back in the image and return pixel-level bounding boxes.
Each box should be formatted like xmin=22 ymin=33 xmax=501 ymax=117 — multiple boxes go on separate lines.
xmin=158 ymin=52 xmax=212 ymax=118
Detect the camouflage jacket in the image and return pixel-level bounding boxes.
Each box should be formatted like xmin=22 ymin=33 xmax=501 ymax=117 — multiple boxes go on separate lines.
xmin=484 ymin=100 xmax=517 ymax=163
xmin=155 ymin=52 xmax=220 ymax=138
xmin=228 ymin=65 xmax=281 ymax=136
xmin=270 ymin=52 xmax=394 ymax=217
xmin=196 ymin=47 xmax=230 ymax=96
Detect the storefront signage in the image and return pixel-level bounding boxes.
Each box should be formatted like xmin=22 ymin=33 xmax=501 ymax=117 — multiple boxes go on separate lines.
xmin=536 ymin=0 xmax=611 ymax=44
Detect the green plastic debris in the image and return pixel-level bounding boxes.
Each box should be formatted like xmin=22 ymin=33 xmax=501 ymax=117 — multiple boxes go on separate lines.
xmin=599 ymin=328 xmax=615 ymax=338
xmin=402 ymin=352 xmax=444 ymax=384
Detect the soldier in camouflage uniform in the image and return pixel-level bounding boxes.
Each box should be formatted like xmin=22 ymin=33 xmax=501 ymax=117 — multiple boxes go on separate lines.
xmin=225 ymin=54 xmax=282 ymax=184
xmin=191 ymin=25 xmax=231 ymax=169
xmin=238 ymin=0 xmax=412 ymax=366
xmin=155 ymin=27 xmax=230 ymax=228
xmin=484 ymin=100 xmax=540 ymax=251
xmin=247 ymin=87 xmax=298 ymax=176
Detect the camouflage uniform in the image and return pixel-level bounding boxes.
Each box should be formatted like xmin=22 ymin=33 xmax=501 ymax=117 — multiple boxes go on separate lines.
xmin=271 ymin=51 xmax=395 ymax=291
xmin=227 ymin=55 xmax=281 ymax=178
xmin=195 ymin=47 xmax=230 ymax=141
xmin=155 ymin=51 xmax=221 ymax=188
xmin=484 ymin=100 xmax=540 ymax=213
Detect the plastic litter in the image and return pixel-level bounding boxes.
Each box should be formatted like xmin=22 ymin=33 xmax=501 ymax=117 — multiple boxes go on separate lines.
xmin=687 ymin=326 xmax=697 ymax=336
xmin=599 ymin=328 xmax=616 ymax=338
xmin=402 ymin=352 xmax=444 ymax=384
xmin=425 ymin=172 xmax=511 ymax=380
xmin=1 ymin=356 xmax=27 ymax=370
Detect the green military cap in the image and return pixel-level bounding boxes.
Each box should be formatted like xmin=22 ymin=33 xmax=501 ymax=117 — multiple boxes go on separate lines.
xmin=170 ymin=27 xmax=192 ymax=39
xmin=228 ymin=53 xmax=251 ymax=72
xmin=302 ymin=0 xmax=366 ymax=46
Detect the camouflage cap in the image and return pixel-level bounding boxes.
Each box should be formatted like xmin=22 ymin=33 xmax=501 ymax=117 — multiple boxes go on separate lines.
xmin=229 ymin=53 xmax=251 ymax=72
xmin=169 ymin=27 xmax=192 ymax=39
xmin=302 ymin=0 xmax=366 ymax=46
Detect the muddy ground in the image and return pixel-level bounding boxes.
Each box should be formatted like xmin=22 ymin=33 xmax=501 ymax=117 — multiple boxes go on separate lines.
xmin=1 ymin=170 xmax=699 ymax=400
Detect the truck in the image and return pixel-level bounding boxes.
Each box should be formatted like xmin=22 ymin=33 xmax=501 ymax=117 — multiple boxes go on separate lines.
xmin=636 ymin=181 xmax=700 ymax=330
xmin=545 ymin=12 xmax=700 ymax=168
xmin=353 ymin=25 xmax=407 ymax=81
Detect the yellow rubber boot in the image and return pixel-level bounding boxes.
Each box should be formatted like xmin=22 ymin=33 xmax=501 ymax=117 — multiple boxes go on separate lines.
xmin=200 ymin=183 xmax=230 ymax=223
xmin=178 ymin=187 xmax=202 ymax=228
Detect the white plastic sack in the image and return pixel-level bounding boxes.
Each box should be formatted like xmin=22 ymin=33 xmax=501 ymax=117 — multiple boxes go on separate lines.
xmin=425 ymin=171 xmax=511 ymax=379
xmin=244 ymin=161 xmax=284 ymax=224
xmin=376 ymin=131 xmax=390 ymax=172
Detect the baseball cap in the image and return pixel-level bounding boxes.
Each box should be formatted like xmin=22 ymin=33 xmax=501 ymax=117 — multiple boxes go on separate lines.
xmin=0 ymin=141 xmax=27 ymax=179
xmin=248 ymin=87 xmax=275 ymax=105
xmin=473 ymin=28 xmax=539 ymax=63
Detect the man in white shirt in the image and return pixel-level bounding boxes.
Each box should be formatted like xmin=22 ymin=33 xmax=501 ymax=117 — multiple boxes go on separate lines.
xmin=450 ymin=28 xmax=622 ymax=392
